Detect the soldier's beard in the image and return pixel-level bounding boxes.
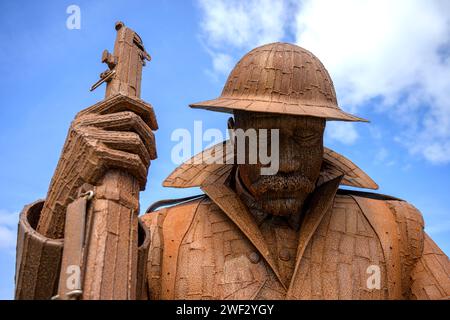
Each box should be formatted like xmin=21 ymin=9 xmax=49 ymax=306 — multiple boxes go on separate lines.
xmin=250 ymin=172 xmax=315 ymax=216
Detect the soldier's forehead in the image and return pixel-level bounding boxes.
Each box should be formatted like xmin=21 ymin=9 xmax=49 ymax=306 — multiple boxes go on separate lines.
xmin=239 ymin=112 xmax=325 ymax=124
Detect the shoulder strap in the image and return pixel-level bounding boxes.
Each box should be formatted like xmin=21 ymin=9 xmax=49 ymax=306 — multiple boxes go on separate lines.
xmin=145 ymin=194 xmax=205 ymax=213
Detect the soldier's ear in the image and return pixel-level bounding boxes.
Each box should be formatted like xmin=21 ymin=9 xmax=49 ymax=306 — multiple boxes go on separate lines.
xmin=227 ymin=117 xmax=235 ymax=130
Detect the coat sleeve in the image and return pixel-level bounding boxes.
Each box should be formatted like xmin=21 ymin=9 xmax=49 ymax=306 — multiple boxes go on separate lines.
xmin=14 ymin=199 xmax=151 ymax=300
xmin=15 ymin=200 xmax=64 ymax=300
xmin=409 ymin=233 xmax=450 ymax=300
xmin=386 ymin=199 xmax=450 ymax=299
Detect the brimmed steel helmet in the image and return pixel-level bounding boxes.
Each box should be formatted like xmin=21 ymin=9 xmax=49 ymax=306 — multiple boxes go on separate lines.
xmin=190 ymin=42 xmax=366 ymax=122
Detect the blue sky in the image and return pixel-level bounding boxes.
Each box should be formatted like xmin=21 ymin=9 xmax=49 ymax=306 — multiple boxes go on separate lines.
xmin=0 ymin=0 xmax=449 ymax=300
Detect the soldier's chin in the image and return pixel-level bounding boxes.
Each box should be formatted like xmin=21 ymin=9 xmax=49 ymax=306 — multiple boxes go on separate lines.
xmin=260 ymin=196 xmax=305 ymax=217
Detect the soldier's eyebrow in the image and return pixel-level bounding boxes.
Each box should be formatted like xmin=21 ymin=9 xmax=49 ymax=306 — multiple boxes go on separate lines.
xmin=292 ymin=128 xmax=322 ymax=138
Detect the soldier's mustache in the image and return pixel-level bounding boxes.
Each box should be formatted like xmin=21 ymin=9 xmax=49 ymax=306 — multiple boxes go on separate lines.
xmin=251 ymin=172 xmax=315 ymax=195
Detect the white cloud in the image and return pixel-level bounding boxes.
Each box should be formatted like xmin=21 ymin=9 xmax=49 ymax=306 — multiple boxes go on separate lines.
xmin=0 ymin=210 xmax=18 ymax=250
xmin=198 ymin=0 xmax=287 ymax=49
xmin=201 ymin=50 xmax=235 ymax=78
xmin=197 ymin=0 xmax=289 ymax=74
xmin=196 ymin=0 xmax=450 ymax=161
xmin=294 ymin=1 xmax=448 ymax=105
xmin=211 ymin=52 xmax=234 ymax=76
xmin=326 ymin=122 xmax=359 ymax=145
xmin=293 ymin=0 xmax=450 ymax=162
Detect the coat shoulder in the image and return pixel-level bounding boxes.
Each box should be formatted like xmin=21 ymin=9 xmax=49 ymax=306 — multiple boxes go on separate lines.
xmin=334 ymin=189 xmax=426 ymax=298
xmin=335 ymin=188 xmax=424 ymax=225
xmin=140 ymin=195 xmax=232 ymax=299
xmin=140 ymin=195 xmax=207 ymax=227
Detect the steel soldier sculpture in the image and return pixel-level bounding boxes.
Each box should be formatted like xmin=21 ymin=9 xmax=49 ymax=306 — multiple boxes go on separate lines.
xmin=15 ymin=23 xmax=450 ymax=300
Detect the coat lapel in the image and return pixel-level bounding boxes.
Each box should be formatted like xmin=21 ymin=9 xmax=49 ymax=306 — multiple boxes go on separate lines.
xmin=287 ymin=175 xmax=343 ymax=297
xmin=201 ymin=182 xmax=287 ymax=289
xmin=202 ymin=172 xmax=343 ymax=293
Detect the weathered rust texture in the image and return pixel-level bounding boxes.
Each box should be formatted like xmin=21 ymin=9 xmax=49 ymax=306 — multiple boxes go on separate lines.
xmin=104 ymin=21 xmax=151 ymax=98
xmin=34 ymin=22 xmax=157 ymax=300
xmin=410 ymin=234 xmax=450 ymax=299
xmin=15 ymin=29 xmax=449 ymax=301
xmin=136 ymin=218 xmax=151 ymax=300
xmin=82 ymin=170 xmax=140 ymax=299
xmin=15 ymin=200 xmax=63 ymax=300
xmin=163 ymin=140 xmax=378 ymax=190
xmin=190 ymin=42 xmax=366 ymax=122
xmin=57 ymin=196 xmax=88 ymax=299
xmin=141 ymin=42 xmax=448 ymax=300
xmin=143 ymin=170 xmax=449 ymax=299
xmin=77 ymin=22 xmax=156 ymax=300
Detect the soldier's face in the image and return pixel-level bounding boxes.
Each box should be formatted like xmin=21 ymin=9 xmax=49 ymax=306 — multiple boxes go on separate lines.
xmin=234 ymin=112 xmax=325 ymax=216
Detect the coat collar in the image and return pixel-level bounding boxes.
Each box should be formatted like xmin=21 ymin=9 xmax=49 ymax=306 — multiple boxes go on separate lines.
xmin=163 ymin=140 xmax=378 ymax=190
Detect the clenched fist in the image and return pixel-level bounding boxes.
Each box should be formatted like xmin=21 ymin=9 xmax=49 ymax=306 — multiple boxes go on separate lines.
xmin=72 ymin=95 xmax=157 ymax=188
xmin=37 ymin=94 xmax=158 ymax=238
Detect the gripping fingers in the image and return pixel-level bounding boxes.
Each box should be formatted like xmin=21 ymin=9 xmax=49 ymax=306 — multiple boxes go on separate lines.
xmin=83 ymin=128 xmax=151 ymax=169
xmin=77 ymin=94 xmax=158 ymax=130
xmin=78 ymin=112 xmax=157 ymax=160
xmin=96 ymin=145 xmax=148 ymax=189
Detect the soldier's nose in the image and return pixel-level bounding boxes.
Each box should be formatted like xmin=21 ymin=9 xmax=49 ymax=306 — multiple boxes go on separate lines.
xmin=277 ymin=159 xmax=300 ymax=174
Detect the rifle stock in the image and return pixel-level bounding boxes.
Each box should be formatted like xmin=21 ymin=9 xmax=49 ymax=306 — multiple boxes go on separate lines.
xmin=82 ymin=170 xmax=140 ymax=299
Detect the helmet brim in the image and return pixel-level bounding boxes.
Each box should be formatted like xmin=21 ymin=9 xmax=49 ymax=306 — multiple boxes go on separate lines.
xmin=190 ymin=97 xmax=368 ymax=122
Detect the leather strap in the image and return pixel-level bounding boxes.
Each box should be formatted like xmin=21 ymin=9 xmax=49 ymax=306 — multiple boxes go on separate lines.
xmin=57 ymin=196 xmax=88 ymax=300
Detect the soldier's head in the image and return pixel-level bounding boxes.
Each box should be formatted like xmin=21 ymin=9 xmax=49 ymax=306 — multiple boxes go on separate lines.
xmin=190 ymin=42 xmax=367 ymax=216
xmin=233 ymin=111 xmax=325 ymax=216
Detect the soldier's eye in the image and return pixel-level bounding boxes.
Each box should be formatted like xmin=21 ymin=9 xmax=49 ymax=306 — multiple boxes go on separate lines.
xmin=293 ymin=132 xmax=320 ymax=147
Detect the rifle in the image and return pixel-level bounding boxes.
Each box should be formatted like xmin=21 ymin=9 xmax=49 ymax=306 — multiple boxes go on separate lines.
xmin=51 ymin=21 xmax=152 ymax=300
xmin=83 ymin=21 xmax=152 ymax=300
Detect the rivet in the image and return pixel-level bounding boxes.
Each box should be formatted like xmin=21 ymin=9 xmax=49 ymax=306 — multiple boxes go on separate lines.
xmin=248 ymin=252 xmax=260 ymax=264
xmin=279 ymin=248 xmax=291 ymax=261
